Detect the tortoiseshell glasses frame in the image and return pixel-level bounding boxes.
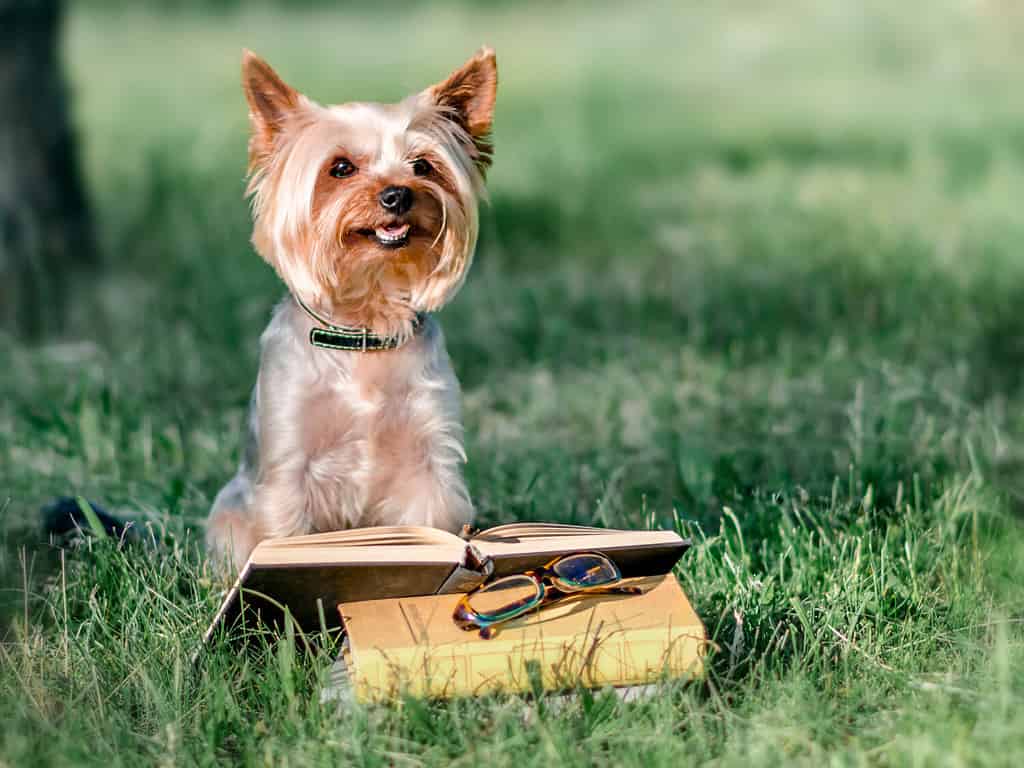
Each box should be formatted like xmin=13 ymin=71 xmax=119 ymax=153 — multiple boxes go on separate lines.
xmin=452 ymin=552 xmax=641 ymax=638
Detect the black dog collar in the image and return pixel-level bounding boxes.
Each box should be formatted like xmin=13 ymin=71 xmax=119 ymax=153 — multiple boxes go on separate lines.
xmin=294 ymin=295 xmax=425 ymax=352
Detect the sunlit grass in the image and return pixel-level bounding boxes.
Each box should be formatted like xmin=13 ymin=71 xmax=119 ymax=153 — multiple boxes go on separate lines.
xmin=2 ymin=0 xmax=1024 ymax=765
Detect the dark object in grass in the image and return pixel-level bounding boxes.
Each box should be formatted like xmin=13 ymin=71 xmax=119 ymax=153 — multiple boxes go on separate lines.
xmin=41 ymin=497 xmax=134 ymax=543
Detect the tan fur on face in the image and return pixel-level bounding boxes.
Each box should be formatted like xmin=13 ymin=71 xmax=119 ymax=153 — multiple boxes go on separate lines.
xmin=242 ymin=50 xmax=495 ymax=338
xmin=206 ymin=49 xmax=495 ymax=571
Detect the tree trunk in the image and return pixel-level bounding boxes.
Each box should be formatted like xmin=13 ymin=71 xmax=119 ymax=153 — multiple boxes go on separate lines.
xmin=0 ymin=0 xmax=95 ymax=339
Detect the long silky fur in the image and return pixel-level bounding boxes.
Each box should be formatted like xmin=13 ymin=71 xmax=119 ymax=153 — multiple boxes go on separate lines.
xmin=207 ymin=49 xmax=496 ymax=571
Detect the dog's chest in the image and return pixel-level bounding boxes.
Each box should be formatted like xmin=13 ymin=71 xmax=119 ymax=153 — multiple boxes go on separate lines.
xmin=293 ymin=360 xmax=421 ymax=529
xmin=305 ymin=347 xmax=429 ymax=466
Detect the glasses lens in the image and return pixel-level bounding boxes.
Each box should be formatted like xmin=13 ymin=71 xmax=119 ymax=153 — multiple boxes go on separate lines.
xmin=552 ymin=553 xmax=619 ymax=590
xmin=467 ymin=575 xmax=542 ymax=619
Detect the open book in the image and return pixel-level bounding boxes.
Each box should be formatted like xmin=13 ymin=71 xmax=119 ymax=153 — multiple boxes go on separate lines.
xmin=203 ymin=522 xmax=689 ymax=643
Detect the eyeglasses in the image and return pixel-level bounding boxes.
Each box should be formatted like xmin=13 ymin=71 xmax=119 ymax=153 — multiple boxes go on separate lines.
xmin=453 ymin=552 xmax=641 ymax=638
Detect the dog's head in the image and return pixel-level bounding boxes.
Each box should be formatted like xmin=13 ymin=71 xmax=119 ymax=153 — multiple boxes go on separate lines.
xmin=242 ymin=48 xmax=496 ymax=336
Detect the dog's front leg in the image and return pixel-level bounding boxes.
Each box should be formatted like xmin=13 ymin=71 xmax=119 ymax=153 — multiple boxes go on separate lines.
xmin=206 ymin=363 xmax=318 ymax=570
xmin=367 ymin=378 xmax=474 ymax=533
xmin=370 ymin=455 xmax=474 ymax=533
xmin=249 ymin=356 xmax=370 ymax=545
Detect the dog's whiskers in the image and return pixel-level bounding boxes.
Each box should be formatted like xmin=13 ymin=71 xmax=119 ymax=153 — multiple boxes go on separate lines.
xmin=429 ymin=197 xmax=448 ymax=258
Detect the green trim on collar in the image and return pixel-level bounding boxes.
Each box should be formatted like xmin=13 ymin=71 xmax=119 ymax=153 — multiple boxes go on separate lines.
xmin=294 ymin=295 xmax=426 ymax=352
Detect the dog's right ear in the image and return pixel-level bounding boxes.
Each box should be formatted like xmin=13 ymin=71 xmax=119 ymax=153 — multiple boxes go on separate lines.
xmin=242 ymin=50 xmax=299 ymax=163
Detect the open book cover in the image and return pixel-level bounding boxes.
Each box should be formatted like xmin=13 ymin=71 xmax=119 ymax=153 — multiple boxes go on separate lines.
xmin=336 ymin=574 xmax=707 ymax=701
xmin=203 ymin=522 xmax=689 ymax=643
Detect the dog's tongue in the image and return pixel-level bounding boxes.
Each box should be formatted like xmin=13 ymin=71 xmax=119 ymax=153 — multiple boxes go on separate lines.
xmin=376 ymin=223 xmax=410 ymax=239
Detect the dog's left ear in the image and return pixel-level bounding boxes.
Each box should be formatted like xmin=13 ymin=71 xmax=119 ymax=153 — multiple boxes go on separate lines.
xmin=428 ymin=47 xmax=497 ymax=167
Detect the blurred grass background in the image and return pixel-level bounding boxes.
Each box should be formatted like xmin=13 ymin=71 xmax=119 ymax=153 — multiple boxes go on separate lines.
xmin=2 ymin=0 xmax=1024 ymax=764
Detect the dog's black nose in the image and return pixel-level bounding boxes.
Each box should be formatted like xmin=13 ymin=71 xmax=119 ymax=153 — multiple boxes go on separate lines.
xmin=378 ymin=185 xmax=413 ymax=215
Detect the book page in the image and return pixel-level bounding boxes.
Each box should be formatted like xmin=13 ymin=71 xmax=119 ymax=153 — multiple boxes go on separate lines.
xmin=471 ymin=522 xmax=610 ymax=541
xmin=258 ymin=525 xmax=463 ymax=549
xmin=471 ymin=527 xmax=684 ymax=558
xmin=249 ymin=541 xmax=467 ymax=567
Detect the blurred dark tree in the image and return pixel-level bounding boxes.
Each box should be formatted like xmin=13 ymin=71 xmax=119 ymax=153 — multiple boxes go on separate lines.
xmin=0 ymin=0 xmax=95 ymax=338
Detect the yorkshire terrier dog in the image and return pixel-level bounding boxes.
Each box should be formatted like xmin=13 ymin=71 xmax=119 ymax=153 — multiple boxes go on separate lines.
xmin=206 ymin=48 xmax=497 ymax=570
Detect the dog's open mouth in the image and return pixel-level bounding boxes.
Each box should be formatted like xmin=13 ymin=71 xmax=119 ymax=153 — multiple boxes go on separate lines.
xmin=358 ymin=222 xmax=411 ymax=249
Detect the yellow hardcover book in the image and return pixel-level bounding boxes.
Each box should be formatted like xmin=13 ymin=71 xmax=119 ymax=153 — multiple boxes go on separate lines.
xmin=337 ymin=574 xmax=707 ymax=702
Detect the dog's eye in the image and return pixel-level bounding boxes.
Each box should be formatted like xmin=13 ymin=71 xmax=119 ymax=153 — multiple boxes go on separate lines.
xmin=329 ymin=158 xmax=357 ymax=179
xmin=412 ymin=158 xmax=433 ymax=177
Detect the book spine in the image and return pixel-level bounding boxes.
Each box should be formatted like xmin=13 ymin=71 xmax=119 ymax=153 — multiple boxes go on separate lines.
xmin=435 ymin=564 xmax=488 ymax=595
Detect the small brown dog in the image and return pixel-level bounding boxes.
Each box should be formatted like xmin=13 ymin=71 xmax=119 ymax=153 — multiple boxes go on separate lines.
xmin=206 ymin=48 xmax=497 ymax=570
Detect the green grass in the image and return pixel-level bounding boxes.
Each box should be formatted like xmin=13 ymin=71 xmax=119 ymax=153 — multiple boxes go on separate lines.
xmin=3 ymin=0 xmax=1024 ymax=764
